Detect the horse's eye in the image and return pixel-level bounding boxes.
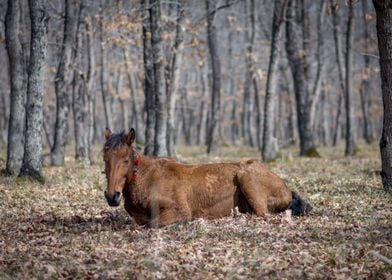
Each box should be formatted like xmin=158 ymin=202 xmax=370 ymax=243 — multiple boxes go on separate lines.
xmin=124 ymin=160 xmax=129 ymax=164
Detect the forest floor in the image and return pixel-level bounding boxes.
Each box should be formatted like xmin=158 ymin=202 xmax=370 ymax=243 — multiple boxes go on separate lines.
xmin=0 ymin=143 xmax=391 ymax=279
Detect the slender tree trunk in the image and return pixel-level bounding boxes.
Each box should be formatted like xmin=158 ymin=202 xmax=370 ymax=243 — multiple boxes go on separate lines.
xmin=196 ymin=68 xmax=208 ymax=146
xmin=19 ymin=0 xmax=48 ymax=182
xmin=151 ymin=0 xmax=168 ymax=157
xmin=99 ymin=0 xmax=113 ymax=131
xmin=242 ymin=0 xmax=256 ymax=147
xmin=122 ymin=48 xmax=142 ymax=144
xmin=166 ymin=0 xmax=184 ymax=157
xmin=262 ymin=0 xmax=288 ymax=161
xmin=373 ymin=0 xmax=392 ymax=192
xmin=206 ymin=0 xmax=221 ymax=154
xmin=330 ymin=0 xmax=345 ymax=146
xmin=310 ymin=0 xmax=326 ymax=130
xmin=142 ymin=0 xmax=156 ymax=155
xmin=360 ymin=0 xmax=373 ymax=144
xmin=72 ymin=9 xmax=91 ymax=164
xmin=285 ymin=0 xmax=317 ymax=156
xmin=345 ymin=0 xmax=357 ymax=156
xmin=50 ymin=0 xmax=80 ymax=166
xmin=5 ymin=0 xmax=27 ymax=175
xmin=85 ymin=14 xmax=95 ymax=162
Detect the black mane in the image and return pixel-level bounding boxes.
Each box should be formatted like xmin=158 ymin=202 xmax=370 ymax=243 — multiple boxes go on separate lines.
xmin=104 ymin=131 xmax=127 ymax=150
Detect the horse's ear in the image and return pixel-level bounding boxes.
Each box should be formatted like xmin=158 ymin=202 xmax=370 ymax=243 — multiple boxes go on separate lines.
xmin=127 ymin=128 xmax=136 ymax=146
xmin=104 ymin=128 xmax=112 ymax=140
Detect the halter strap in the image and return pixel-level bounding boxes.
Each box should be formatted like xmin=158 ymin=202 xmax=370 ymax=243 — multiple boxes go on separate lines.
xmin=130 ymin=150 xmax=140 ymax=182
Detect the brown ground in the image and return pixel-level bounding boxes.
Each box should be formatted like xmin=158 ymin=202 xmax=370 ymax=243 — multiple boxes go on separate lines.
xmin=0 ymin=143 xmax=391 ymax=279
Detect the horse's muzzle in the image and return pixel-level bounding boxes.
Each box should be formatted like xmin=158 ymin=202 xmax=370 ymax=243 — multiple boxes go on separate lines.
xmin=104 ymin=191 xmax=122 ymax=207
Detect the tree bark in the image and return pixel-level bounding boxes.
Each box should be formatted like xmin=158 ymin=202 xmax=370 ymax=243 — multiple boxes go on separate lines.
xmin=242 ymin=0 xmax=256 ymax=147
xmin=99 ymin=0 xmax=113 ymax=131
xmin=360 ymin=0 xmax=373 ymax=144
xmin=72 ymin=7 xmax=91 ymax=164
xmin=5 ymin=0 xmax=27 ymax=175
xmin=19 ymin=0 xmax=48 ymax=182
xmin=330 ymin=0 xmax=345 ymax=146
xmin=85 ymin=14 xmax=96 ymax=162
xmin=122 ymin=48 xmax=142 ymax=144
xmin=151 ymin=0 xmax=168 ymax=157
xmin=166 ymin=0 xmax=184 ymax=157
xmin=262 ymin=0 xmax=288 ymax=161
xmin=344 ymin=0 xmax=357 ymax=156
xmin=285 ymin=0 xmax=317 ymax=156
xmin=373 ymin=0 xmax=392 ymax=192
xmin=206 ymin=0 xmax=221 ymax=154
xmin=142 ymin=0 xmax=156 ymax=155
xmin=309 ymin=0 xmax=326 ymax=130
xmin=50 ymin=0 xmax=80 ymax=166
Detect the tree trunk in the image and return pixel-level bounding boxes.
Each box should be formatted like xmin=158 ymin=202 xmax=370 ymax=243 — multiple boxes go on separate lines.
xmin=344 ymin=0 xmax=357 ymax=156
xmin=206 ymin=0 xmax=221 ymax=154
xmin=72 ymin=8 xmax=91 ymax=164
xmin=5 ymin=0 xmax=27 ymax=175
xmin=360 ymin=0 xmax=373 ymax=144
xmin=262 ymin=0 xmax=288 ymax=161
xmin=309 ymin=0 xmax=326 ymax=130
xmin=196 ymin=67 xmax=208 ymax=146
xmin=285 ymin=0 xmax=317 ymax=156
xmin=330 ymin=0 xmax=345 ymax=146
xmin=85 ymin=13 xmax=95 ymax=162
xmin=151 ymin=0 xmax=168 ymax=157
xmin=19 ymin=0 xmax=48 ymax=182
xmin=166 ymin=0 xmax=184 ymax=157
xmin=99 ymin=0 xmax=113 ymax=131
xmin=142 ymin=0 xmax=156 ymax=155
xmin=50 ymin=0 xmax=80 ymax=166
xmin=242 ymin=0 xmax=256 ymax=147
xmin=373 ymin=0 xmax=392 ymax=192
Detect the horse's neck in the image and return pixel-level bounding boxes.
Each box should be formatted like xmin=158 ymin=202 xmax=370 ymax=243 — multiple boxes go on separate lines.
xmin=124 ymin=154 xmax=157 ymax=206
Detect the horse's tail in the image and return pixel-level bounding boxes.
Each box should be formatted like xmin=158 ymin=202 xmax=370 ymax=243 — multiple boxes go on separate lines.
xmin=289 ymin=191 xmax=312 ymax=216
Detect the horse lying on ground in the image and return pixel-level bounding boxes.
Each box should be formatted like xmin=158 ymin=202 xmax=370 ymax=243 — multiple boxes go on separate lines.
xmin=103 ymin=129 xmax=312 ymax=227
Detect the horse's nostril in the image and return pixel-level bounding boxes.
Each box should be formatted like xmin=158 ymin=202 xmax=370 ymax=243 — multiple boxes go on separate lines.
xmin=114 ymin=192 xmax=122 ymax=204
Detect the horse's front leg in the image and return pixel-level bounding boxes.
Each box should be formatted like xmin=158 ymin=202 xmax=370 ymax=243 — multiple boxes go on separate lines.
xmin=148 ymin=202 xmax=192 ymax=228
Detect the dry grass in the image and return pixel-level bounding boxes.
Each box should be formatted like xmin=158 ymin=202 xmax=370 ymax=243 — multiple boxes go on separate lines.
xmin=0 ymin=143 xmax=391 ymax=279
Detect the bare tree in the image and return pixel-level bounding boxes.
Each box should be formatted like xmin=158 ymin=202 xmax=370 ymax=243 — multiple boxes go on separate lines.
xmin=205 ymin=0 xmax=221 ymax=154
xmin=99 ymin=0 xmax=113 ymax=131
xmin=330 ymin=0 xmax=345 ymax=146
xmin=285 ymin=0 xmax=319 ymax=156
xmin=142 ymin=0 xmax=156 ymax=155
xmin=19 ymin=0 xmax=48 ymax=182
xmin=373 ymin=0 xmax=392 ymax=192
xmin=5 ymin=0 xmax=27 ymax=175
xmin=344 ymin=0 xmax=357 ymax=156
xmin=72 ymin=5 xmax=93 ymax=164
xmin=151 ymin=0 xmax=168 ymax=157
xmin=166 ymin=0 xmax=185 ymax=157
xmin=360 ymin=0 xmax=373 ymax=144
xmin=262 ymin=0 xmax=288 ymax=161
xmin=242 ymin=0 xmax=256 ymax=147
xmin=51 ymin=0 xmax=81 ymax=166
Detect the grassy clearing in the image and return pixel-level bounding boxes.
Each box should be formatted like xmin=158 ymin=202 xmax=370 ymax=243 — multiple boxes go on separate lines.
xmin=0 ymin=143 xmax=391 ymax=279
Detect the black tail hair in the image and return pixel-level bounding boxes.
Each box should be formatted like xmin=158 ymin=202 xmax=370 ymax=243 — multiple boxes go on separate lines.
xmin=289 ymin=191 xmax=312 ymax=216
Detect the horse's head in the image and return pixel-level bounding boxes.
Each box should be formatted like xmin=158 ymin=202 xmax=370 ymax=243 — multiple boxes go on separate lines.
xmin=103 ymin=128 xmax=136 ymax=207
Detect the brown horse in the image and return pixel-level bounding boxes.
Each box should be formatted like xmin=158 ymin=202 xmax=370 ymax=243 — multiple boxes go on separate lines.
xmin=103 ymin=129 xmax=312 ymax=227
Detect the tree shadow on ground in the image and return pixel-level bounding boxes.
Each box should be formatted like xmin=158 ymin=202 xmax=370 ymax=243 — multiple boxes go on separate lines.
xmin=18 ymin=210 xmax=141 ymax=234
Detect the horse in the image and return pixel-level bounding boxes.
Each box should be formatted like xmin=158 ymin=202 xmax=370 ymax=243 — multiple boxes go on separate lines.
xmin=102 ymin=128 xmax=312 ymax=227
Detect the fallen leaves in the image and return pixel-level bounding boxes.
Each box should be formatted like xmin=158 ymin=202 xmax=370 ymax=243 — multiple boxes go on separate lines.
xmin=0 ymin=144 xmax=391 ymax=279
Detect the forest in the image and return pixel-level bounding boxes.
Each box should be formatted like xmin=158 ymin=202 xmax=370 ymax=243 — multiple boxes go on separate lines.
xmin=0 ymin=0 xmax=391 ymax=278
